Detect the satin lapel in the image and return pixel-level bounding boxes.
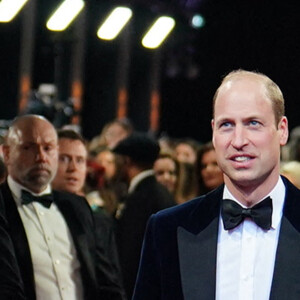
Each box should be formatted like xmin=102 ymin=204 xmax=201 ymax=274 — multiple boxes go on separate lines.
xmin=178 ymin=219 xmax=219 ymax=300
xmin=53 ymin=191 xmax=96 ymax=281
xmin=270 ymin=217 xmax=300 ymax=299
xmin=270 ymin=178 xmax=300 ymax=299
xmin=0 ymin=182 xmax=36 ymax=300
xmin=177 ymin=187 xmax=222 ymax=300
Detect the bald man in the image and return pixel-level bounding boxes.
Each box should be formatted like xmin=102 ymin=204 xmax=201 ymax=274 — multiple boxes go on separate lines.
xmin=1 ymin=115 xmax=124 ymax=300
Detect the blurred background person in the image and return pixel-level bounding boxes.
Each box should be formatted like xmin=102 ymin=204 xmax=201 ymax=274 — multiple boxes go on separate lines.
xmin=157 ymin=133 xmax=176 ymax=156
xmin=281 ymin=126 xmax=300 ymax=161
xmin=196 ymin=141 xmax=224 ymax=195
xmin=89 ymin=118 xmax=134 ymax=154
xmin=95 ymin=148 xmax=118 ymax=181
xmin=280 ymin=160 xmax=300 ymax=188
xmin=154 ymin=152 xmax=200 ymax=205
xmin=112 ymin=132 xmax=175 ymax=299
xmin=174 ymin=138 xmax=201 ymax=164
xmin=153 ymin=153 xmax=179 ymax=195
xmin=86 ymin=147 xmax=128 ymax=216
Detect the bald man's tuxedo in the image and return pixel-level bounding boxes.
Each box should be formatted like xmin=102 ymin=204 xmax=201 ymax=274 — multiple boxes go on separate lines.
xmin=133 ymin=176 xmax=300 ymax=300
xmin=0 ymin=182 xmax=125 ymax=300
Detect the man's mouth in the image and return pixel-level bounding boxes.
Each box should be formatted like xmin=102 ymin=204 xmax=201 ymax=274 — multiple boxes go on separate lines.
xmin=33 ymin=167 xmax=49 ymax=173
xmin=67 ymin=177 xmax=78 ymax=183
xmin=232 ymin=156 xmax=251 ymax=162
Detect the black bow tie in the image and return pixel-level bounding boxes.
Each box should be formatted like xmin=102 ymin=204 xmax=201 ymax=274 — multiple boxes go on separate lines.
xmin=21 ymin=190 xmax=53 ymax=208
xmin=221 ymin=196 xmax=273 ymax=230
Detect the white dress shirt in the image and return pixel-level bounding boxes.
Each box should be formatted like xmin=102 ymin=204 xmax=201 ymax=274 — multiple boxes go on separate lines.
xmin=216 ymin=177 xmax=285 ymax=300
xmin=8 ymin=176 xmax=83 ymax=300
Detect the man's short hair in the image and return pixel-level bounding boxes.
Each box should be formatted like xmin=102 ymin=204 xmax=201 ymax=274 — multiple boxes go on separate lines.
xmin=57 ymin=129 xmax=86 ymax=146
xmin=212 ymin=69 xmax=285 ymax=125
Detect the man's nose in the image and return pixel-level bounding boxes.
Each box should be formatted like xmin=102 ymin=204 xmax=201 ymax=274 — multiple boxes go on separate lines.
xmin=231 ymin=126 xmax=248 ymax=149
xmin=67 ymin=159 xmax=77 ymax=171
xmin=163 ymin=172 xmax=171 ymax=180
xmin=36 ymin=146 xmax=47 ymax=161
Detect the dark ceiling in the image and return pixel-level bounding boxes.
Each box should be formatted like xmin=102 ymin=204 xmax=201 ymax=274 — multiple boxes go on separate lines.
xmin=1 ymin=0 xmax=300 ymax=143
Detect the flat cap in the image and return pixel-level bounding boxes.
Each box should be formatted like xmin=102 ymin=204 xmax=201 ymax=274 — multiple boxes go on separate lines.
xmin=112 ymin=132 xmax=160 ymax=163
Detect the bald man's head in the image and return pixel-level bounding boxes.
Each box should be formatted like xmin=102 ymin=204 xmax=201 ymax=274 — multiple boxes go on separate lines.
xmin=3 ymin=115 xmax=59 ymax=193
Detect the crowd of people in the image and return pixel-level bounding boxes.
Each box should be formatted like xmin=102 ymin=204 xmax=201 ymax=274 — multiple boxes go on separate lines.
xmin=0 ymin=69 xmax=300 ymax=299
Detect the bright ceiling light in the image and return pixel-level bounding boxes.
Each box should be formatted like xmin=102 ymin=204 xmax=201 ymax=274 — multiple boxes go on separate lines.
xmin=46 ymin=0 xmax=85 ymax=31
xmin=142 ymin=16 xmax=175 ymax=49
xmin=0 ymin=0 xmax=28 ymax=23
xmin=191 ymin=14 xmax=205 ymax=28
xmin=97 ymin=7 xmax=132 ymax=40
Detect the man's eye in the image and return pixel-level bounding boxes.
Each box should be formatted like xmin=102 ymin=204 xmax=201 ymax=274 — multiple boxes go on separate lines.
xmin=77 ymin=157 xmax=86 ymax=164
xmin=60 ymin=156 xmax=70 ymax=163
xmin=249 ymin=120 xmax=260 ymax=126
xmin=249 ymin=120 xmax=261 ymax=128
xmin=22 ymin=145 xmax=31 ymax=150
xmin=44 ymin=146 xmax=52 ymax=152
xmin=220 ymin=122 xmax=232 ymax=128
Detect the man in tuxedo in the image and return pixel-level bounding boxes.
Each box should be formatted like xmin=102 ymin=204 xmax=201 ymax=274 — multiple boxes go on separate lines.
xmin=1 ymin=114 xmax=124 ymax=300
xmin=112 ymin=132 xmax=176 ymax=299
xmin=133 ymin=70 xmax=300 ymax=300
xmin=52 ymin=129 xmax=126 ymax=298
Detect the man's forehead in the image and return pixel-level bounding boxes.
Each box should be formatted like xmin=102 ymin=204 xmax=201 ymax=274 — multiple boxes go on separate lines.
xmin=12 ymin=131 xmax=57 ymax=148
xmin=59 ymin=139 xmax=87 ymax=155
xmin=220 ymin=75 xmax=263 ymax=93
xmin=215 ymin=78 xmax=269 ymax=109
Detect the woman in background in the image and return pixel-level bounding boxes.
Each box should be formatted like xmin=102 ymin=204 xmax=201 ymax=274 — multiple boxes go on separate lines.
xmin=154 ymin=153 xmax=198 ymax=204
xmin=196 ymin=141 xmax=224 ymax=195
xmin=153 ymin=153 xmax=179 ymax=195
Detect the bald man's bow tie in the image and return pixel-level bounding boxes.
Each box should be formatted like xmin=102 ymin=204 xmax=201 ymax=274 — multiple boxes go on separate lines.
xmin=21 ymin=190 xmax=53 ymax=208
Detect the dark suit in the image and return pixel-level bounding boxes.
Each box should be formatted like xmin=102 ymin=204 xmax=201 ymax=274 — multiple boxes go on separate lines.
xmin=0 ymin=196 xmax=25 ymax=300
xmin=0 ymin=182 xmax=125 ymax=300
xmin=133 ymin=177 xmax=300 ymax=300
xmin=116 ymin=174 xmax=175 ymax=299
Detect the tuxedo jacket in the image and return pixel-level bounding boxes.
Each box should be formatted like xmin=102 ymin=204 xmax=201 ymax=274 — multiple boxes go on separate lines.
xmin=133 ymin=176 xmax=300 ymax=300
xmin=0 ymin=182 xmax=125 ymax=300
xmin=116 ymin=175 xmax=175 ymax=299
xmin=0 ymin=196 xmax=25 ymax=299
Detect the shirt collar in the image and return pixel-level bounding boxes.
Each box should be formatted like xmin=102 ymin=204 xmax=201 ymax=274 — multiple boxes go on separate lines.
xmin=128 ymin=169 xmax=154 ymax=193
xmin=223 ymin=177 xmax=285 ymax=229
xmin=8 ymin=175 xmax=52 ymax=204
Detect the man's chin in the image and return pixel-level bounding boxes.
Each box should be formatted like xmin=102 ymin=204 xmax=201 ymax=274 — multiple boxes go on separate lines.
xmin=66 ymin=183 xmax=80 ymax=194
xmin=28 ymin=174 xmax=52 ymax=186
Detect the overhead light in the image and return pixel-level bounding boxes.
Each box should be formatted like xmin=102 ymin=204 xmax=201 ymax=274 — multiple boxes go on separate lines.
xmin=191 ymin=14 xmax=205 ymax=29
xmin=142 ymin=16 xmax=175 ymax=49
xmin=46 ymin=0 xmax=85 ymax=31
xmin=0 ymin=0 xmax=29 ymax=22
xmin=97 ymin=6 xmax=132 ymax=40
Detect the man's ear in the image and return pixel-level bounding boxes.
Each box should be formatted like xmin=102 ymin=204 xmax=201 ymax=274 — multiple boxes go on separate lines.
xmin=2 ymin=145 xmax=10 ymax=164
xmin=278 ymin=116 xmax=289 ymax=146
xmin=211 ymin=119 xmax=215 ymax=130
